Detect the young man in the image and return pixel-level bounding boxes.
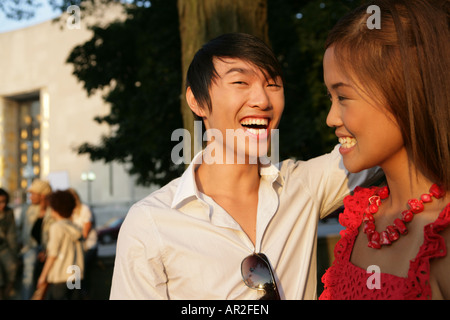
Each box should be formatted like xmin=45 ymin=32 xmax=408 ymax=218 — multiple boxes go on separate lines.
xmin=110 ymin=33 xmax=381 ymax=300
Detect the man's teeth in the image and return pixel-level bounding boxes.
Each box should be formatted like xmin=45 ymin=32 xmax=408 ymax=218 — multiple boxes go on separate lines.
xmin=240 ymin=118 xmax=268 ymax=126
xmin=339 ymin=137 xmax=357 ymax=148
xmin=240 ymin=118 xmax=269 ymax=136
xmin=246 ymin=128 xmax=267 ymax=135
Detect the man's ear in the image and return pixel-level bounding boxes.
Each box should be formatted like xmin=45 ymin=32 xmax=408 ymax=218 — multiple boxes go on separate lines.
xmin=186 ymin=87 xmax=207 ymax=118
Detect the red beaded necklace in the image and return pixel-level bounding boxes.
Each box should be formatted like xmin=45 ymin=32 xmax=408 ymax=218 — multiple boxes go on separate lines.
xmin=363 ymin=184 xmax=446 ymax=249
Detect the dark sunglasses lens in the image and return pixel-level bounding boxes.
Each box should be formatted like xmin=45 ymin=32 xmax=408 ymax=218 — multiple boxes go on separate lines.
xmin=260 ymin=288 xmax=279 ymax=300
xmin=241 ymin=255 xmax=272 ymax=289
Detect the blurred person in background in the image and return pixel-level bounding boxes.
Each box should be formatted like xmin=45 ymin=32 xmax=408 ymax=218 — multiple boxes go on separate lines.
xmin=0 ymin=188 xmax=19 ymax=299
xmin=37 ymin=189 xmax=84 ymax=300
xmin=69 ymin=188 xmax=98 ymax=299
xmin=18 ymin=179 xmax=52 ymax=299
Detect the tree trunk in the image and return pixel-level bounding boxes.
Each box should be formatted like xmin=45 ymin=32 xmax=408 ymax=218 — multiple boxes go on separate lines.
xmin=177 ymin=0 xmax=269 ymax=162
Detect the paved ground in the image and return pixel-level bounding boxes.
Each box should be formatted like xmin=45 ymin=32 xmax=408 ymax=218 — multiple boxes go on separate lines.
xmin=88 ymin=254 xmax=116 ymax=299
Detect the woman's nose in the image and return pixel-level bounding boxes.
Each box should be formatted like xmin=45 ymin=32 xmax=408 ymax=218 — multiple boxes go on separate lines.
xmin=326 ymin=102 xmax=343 ymax=128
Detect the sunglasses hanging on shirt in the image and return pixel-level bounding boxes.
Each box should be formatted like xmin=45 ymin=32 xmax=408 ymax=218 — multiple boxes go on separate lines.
xmin=241 ymin=253 xmax=281 ymax=300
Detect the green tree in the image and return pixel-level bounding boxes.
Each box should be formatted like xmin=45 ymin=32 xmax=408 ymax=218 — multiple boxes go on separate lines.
xmin=2 ymin=0 xmax=365 ymax=186
xmin=268 ymin=0 xmax=364 ymax=161
xmin=67 ymin=0 xmax=273 ymax=186
xmin=0 ymin=0 xmax=41 ymax=19
xmin=68 ymin=1 xmax=184 ymax=186
xmin=177 ymin=0 xmax=269 ymax=159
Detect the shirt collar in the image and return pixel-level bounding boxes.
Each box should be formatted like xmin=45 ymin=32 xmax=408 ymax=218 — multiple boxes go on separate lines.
xmin=259 ymin=156 xmax=284 ymax=186
xmin=171 ymin=151 xmax=284 ymax=209
xmin=171 ymin=150 xmax=203 ymax=209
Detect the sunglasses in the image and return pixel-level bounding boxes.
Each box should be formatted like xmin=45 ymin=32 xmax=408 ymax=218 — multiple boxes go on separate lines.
xmin=241 ymin=253 xmax=280 ymax=300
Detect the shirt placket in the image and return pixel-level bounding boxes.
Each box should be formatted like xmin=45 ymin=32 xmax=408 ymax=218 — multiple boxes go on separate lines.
xmin=198 ymin=170 xmax=280 ymax=253
xmin=254 ymin=174 xmax=279 ymax=253
xmin=205 ymin=196 xmax=255 ymax=250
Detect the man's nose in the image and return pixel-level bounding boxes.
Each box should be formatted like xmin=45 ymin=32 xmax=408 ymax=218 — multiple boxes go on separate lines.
xmin=248 ymin=85 xmax=271 ymax=110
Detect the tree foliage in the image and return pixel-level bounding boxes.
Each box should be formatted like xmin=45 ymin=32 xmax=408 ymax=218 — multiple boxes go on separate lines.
xmin=177 ymin=0 xmax=270 ymax=160
xmin=0 ymin=0 xmax=41 ymax=20
xmin=67 ymin=1 xmax=184 ymax=186
xmin=2 ymin=0 xmax=366 ymax=186
xmin=268 ymin=0 xmax=365 ymax=161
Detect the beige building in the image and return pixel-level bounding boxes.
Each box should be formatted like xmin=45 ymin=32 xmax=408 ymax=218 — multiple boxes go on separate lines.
xmin=0 ymin=8 xmax=155 ymax=219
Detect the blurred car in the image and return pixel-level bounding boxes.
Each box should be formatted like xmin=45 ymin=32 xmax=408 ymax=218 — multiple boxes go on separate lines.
xmin=96 ymin=217 xmax=125 ymax=244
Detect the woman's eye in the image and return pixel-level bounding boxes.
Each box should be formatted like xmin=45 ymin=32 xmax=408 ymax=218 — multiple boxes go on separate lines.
xmin=326 ymin=92 xmax=348 ymax=103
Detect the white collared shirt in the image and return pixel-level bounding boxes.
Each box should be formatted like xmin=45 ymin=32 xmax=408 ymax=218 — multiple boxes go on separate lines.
xmin=110 ymin=146 xmax=381 ymax=300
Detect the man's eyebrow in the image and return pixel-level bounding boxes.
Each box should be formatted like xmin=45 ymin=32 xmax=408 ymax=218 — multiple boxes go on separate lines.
xmin=224 ymin=67 xmax=251 ymax=75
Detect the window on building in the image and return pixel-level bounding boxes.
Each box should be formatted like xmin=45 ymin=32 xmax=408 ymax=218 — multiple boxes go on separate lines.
xmin=18 ymin=99 xmax=41 ymax=190
xmin=2 ymin=92 xmax=41 ymax=202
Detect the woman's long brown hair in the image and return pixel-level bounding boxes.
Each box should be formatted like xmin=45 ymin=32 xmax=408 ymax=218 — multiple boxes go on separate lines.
xmin=325 ymin=0 xmax=450 ymax=190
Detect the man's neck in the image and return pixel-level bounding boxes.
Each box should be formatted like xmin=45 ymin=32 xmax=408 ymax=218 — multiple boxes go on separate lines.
xmin=195 ymin=161 xmax=260 ymax=199
xmin=194 ymin=159 xmax=261 ymax=245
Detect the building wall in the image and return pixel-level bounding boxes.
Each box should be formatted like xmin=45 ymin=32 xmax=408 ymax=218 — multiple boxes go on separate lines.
xmin=0 ymin=8 xmax=157 ymax=213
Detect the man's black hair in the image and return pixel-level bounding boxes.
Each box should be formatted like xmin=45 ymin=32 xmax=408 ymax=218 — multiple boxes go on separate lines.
xmin=186 ymin=33 xmax=283 ymax=115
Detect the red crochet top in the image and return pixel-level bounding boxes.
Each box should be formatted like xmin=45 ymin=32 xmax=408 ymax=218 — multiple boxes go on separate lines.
xmin=320 ymin=186 xmax=450 ymax=300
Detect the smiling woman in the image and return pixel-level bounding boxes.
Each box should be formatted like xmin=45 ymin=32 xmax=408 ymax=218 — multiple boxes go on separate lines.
xmin=324 ymin=46 xmax=404 ymax=173
xmin=320 ymin=0 xmax=450 ymax=300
